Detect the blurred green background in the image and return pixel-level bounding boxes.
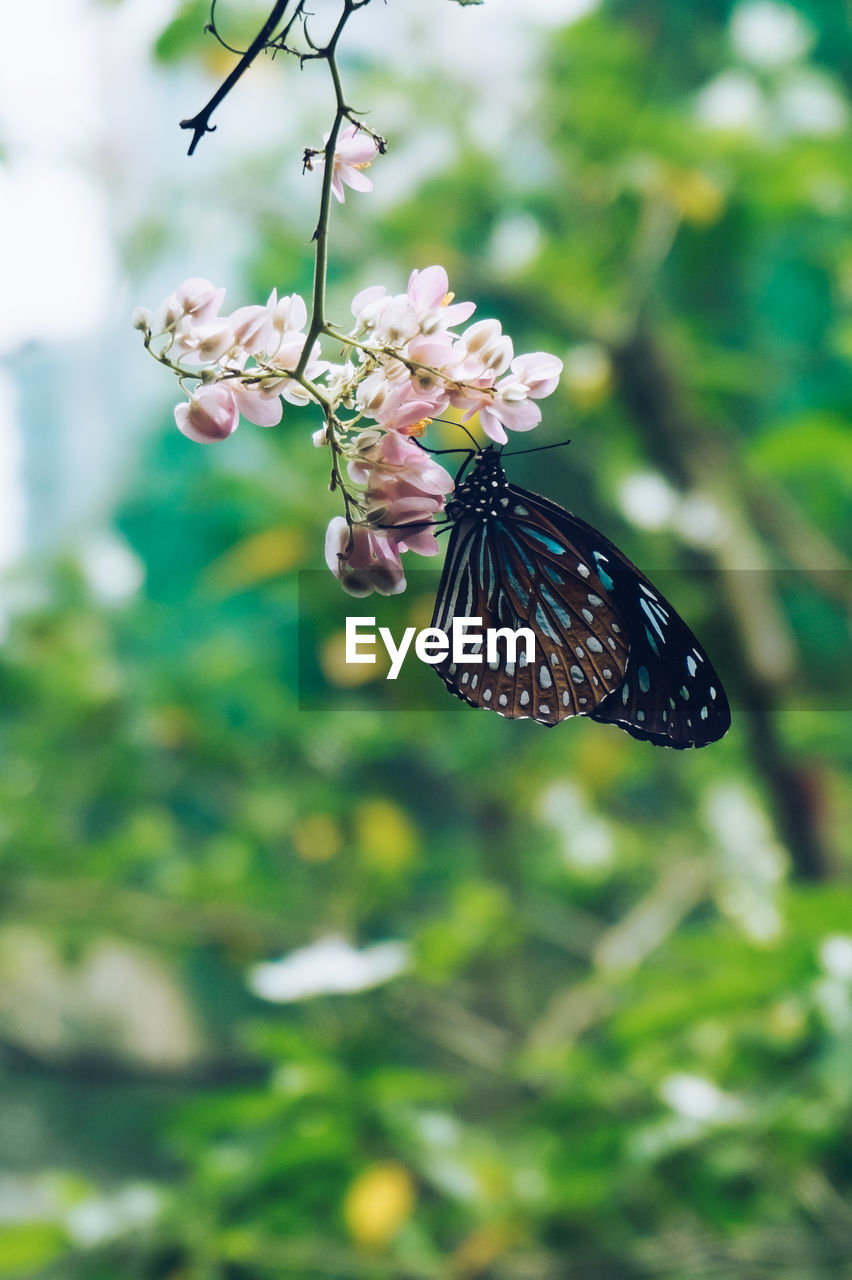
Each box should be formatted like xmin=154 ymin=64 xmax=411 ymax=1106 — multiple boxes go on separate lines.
xmin=1 ymin=0 xmax=852 ymax=1276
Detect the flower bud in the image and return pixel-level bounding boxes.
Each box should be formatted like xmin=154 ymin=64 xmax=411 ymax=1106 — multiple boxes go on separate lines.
xmin=132 ymin=307 xmax=153 ymax=333
xmin=174 ymin=383 xmax=239 ymax=443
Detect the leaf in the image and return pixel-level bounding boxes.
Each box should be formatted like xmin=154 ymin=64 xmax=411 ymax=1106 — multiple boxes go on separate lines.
xmin=0 ymin=1224 xmax=68 ymax=1276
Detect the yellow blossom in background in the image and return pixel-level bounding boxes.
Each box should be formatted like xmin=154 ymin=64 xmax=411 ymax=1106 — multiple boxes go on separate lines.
xmin=320 ymin=630 xmax=390 ymax=685
xmin=355 ymin=798 xmax=419 ymax=873
xmin=343 ymin=1162 xmax=415 ymax=1248
xmin=201 ymin=526 xmax=306 ymax=593
xmin=667 ymin=167 xmax=726 ymax=226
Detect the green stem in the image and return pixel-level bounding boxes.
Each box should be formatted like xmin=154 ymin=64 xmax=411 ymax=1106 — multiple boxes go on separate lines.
xmin=296 ymin=0 xmax=361 ymax=380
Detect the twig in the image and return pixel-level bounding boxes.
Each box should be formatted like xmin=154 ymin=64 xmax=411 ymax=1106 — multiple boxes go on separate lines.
xmin=180 ymin=0 xmax=294 ymax=155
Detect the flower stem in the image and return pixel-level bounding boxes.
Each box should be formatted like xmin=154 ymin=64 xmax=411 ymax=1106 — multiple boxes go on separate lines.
xmin=296 ymin=0 xmax=364 ymax=380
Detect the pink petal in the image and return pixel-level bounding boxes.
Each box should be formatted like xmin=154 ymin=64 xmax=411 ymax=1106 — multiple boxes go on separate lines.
xmin=352 ymin=285 xmax=387 ymax=315
xmin=340 ymin=166 xmax=373 ymax=194
xmin=174 ymin=383 xmax=238 ymax=443
xmin=478 ymin=408 xmax=509 ymax=446
xmin=408 ymin=265 xmax=449 ymax=309
xmin=493 ymin=397 xmax=541 ymax=432
xmin=232 ymin=382 xmax=284 ymax=427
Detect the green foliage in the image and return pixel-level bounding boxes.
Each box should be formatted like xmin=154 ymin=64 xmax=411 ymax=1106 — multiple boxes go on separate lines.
xmin=3 ymin=1 xmax=852 ymax=1277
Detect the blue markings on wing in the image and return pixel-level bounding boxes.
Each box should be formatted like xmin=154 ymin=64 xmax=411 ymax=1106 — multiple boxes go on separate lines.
xmin=535 ymin=602 xmax=563 ymax=644
xmin=638 ymin=665 xmax=651 ymax=693
xmin=520 ymin=526 xmax=566 ymax=556
xmin=640 ymin=596 xmax=666 ymax=643
xmin=542 ymin=563 xmax=565 ymax=587
xmin=592 ymin=550 xmax=615 ymax=591
xmin=500 ymin=531 xmax=537 ymax=609
xmin=507 ymin=533 xmax=536 ymax=577
xmin=644 ymin=625 xmax=661 ymax=657
xmin=540 ymin=584 xmax=571 ymax=629
xmin=504 ymin=561 xmax=529 ymax=608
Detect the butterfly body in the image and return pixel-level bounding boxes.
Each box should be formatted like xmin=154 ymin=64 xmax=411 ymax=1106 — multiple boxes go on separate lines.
xmin=432 ymin=446 xmax=730 ymax=749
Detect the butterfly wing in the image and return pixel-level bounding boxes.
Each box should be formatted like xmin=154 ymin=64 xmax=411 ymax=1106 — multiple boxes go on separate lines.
xmin=506 ymin=486 xmax=731 ymax=748
xmin=432 ymin=474 xmax=730 ymax=748
xmin=431 ymin=491 xmax=631 ymax=725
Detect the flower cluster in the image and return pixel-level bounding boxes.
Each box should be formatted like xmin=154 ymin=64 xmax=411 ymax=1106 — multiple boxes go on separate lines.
xmin=134 ymin=279 xmax=326 ymax=444
xmin=136 ymin=263 xmax=562 ymax=596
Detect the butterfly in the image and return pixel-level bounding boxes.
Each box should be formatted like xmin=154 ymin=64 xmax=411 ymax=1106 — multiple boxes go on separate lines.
xmin=430 ymin=444 xmax=730 ymax=748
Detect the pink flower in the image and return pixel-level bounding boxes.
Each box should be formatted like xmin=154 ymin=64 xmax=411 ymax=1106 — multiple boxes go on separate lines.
xmin=348 ymin=431 xmax=454 ymax=557
xmin=155 ymin=278 xmax=225 ymax=333
xmin=171 ymin=316 xmax=235 ymax=365
xmin=348 ymin=430 xmax=454 ymax=497
xmin=349 ymin=285 xmax=388 ymax=337
xmin=450 ymin=319 xmax=513 ymax=381
xmin=324 ymin=124 xmax=380 ymax=203
xmin=448 ymin=346 xmax=563 ymax=445
xmin=365 ymin=479 xmax=445 ymax=556
xmin=265 ymin=290 xmax=309 ymax=354
xmin=349 ymin=268 xmax=475 ymax=348
xmin=174 ymin=383 xmax=239 ymax=443
xmin=450 ymin=382 xmax=542 ymax=446
xmin=504 ymin=351 xmax=563 ymax=400
xmin=349 ymin=292 xmax=418 ymax=346
xmin=325 ymin=517 xmax=406 ymax=597
xmin=355 ymin=370 xmax=444 ymax=432
xmin=228 ymin=304 xmax=274 ymax=356
xmin=407 ymin=266 xmax=475 ymax=332
xmin=232 ymin=379 xmax=285 ymax=427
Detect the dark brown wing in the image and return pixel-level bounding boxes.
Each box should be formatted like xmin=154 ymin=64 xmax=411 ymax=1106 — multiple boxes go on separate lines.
xmin=431 ymin=481 xmax=730 ymax=748
xmin=430 ymin=491 xmax=630 ymax=726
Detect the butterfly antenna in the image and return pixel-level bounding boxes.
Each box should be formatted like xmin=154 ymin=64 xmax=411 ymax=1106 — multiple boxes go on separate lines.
xmin=502 ymin=439 xmax=572 ymax=458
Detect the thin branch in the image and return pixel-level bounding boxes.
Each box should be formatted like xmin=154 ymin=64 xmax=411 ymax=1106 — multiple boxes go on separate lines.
xmin=206 ymin=0 xmax=248 ymax=56
xmin=179 ymin=0 xmax=293 ymax=155
xmin=296 ymin=0 xmax=363 ymax=379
